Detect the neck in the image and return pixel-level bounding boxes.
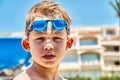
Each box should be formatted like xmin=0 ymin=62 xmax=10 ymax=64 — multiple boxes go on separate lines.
xmin=27 ymin=62 xmax=59 ymax=80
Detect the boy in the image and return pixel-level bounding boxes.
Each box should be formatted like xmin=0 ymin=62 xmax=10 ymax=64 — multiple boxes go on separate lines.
xmin=14 ymin=0 xmax=73 ymax=80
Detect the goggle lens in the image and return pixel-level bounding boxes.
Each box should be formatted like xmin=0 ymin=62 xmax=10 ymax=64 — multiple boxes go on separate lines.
xmin=31 ymin=19 xmax=67 ymax=32
xmin=32 ymin=20 xmax=47 ymax=31
xmin=52 ymin=19 xmax=66 ymax=30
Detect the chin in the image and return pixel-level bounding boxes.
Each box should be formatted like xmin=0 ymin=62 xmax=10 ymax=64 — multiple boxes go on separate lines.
xmin=43 ymin=62 xmax=59 ymax=68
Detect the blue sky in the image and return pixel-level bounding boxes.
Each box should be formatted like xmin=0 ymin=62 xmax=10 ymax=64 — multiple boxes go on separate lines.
xmin=0 ymin=0 xmax=118 ymax=33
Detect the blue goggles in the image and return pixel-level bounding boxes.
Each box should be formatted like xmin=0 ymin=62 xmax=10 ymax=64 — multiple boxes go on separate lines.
xmin=27 ymin=19 xmax=69 ymax=37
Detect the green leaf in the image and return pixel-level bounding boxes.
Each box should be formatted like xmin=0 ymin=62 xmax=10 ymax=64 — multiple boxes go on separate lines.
xmin=109 ymin=1 xmax=119 ymax=12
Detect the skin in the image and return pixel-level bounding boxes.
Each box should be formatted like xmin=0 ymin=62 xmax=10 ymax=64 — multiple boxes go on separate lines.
xmin=14 ymin=16 xmax=73 ymax=80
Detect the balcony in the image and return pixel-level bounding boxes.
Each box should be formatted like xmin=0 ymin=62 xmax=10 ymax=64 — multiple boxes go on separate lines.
xmin=59 ymin=62 xmax=79 ymax=72
xmin=102 ymin=40 xmax=120 ymax=45
xmin=103 ymin=65 xmax=120 ymax=71
xmin=81 ymin=61 xmax=101 ymax=71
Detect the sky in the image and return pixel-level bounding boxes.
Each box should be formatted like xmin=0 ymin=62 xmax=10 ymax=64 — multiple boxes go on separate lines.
xmin=0 ymin=0 xmax=119 ymax=33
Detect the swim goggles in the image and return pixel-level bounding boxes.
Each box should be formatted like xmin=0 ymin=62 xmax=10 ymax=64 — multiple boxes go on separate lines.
xmin=27 ymin=19 xmax=70 ymax=37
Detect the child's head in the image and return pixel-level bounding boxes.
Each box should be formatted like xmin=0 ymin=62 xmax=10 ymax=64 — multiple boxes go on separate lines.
xmin=25 ymin=0 xmax=71 ymax=37
xmin=22 ymin=0 xmax=73 ymax=68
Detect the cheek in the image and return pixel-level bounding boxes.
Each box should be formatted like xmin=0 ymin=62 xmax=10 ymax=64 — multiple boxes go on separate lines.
xmin=56 ymin=41 xmax=67 ymax=53
xmin=29 ymin=42 xmax=44 ymax=62
xmin=56 ymin=42 xmax=66 ymax=62
xmin=29 ymin=41 xmax=42 ymax=54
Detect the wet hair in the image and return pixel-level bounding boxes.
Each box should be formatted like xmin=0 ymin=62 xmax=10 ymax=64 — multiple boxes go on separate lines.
xmin=25 ymin=0 xmax=71 ymax=36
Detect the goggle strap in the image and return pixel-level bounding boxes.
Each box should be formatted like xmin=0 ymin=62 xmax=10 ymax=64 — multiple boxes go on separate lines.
xmin=66 ymin=27 xmax=70 ymax=35
xmin=27 ymin=27 xmax=33 ymax=37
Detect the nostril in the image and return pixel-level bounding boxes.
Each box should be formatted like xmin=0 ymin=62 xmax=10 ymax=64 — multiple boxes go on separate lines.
xmin=44 ymin=43 xmax=54 ymax=50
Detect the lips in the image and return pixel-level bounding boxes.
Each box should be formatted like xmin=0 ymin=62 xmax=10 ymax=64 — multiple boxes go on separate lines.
xmin=42 ymin=54 xmax=56 ymax=60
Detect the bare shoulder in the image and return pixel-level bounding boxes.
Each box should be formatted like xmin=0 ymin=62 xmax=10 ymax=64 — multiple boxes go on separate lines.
xmin=61 ymin=77 xmax=68 ymax=80
xmin=58 ymin=76 xmax=68 ymax=80
xmin=13 ymin=71 xmax=30 ymax=80
xmin=62 ymin=78 xmax=67 ymax=80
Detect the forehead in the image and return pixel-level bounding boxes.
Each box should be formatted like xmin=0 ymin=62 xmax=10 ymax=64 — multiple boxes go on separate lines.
xmin=32 ymin=29 xmax=67 ymax=36
xmin=29 ymin=30 xmax=67 ymax=39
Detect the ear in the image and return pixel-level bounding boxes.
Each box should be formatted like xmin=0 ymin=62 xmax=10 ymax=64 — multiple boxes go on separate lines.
xmin=21 ymin=38 xmax=30 ymax=52
xmin=66 ymin=37 xmax=74 ymax=50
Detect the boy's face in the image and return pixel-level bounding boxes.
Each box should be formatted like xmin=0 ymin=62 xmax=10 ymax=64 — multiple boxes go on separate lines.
xmin=22 ymin=16 xmax=73 ymax=68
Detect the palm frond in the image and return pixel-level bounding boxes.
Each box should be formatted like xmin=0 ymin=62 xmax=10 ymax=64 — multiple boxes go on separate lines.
xmin=116 ymin=0 xmax=120 ymax=11
xmin=109 ymin=1 xmax=119 ymax=12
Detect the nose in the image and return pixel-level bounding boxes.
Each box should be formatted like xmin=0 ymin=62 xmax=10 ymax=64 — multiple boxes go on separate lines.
xmin=44 ymin=43 xmax=54 ymax=50
xmin=47 ymin=21 xmax=52 ymax=35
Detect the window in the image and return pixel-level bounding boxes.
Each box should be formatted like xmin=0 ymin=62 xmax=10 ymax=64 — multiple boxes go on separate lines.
xmin=114 ymin=61 xmax=120 ymax=65
xmin=103 ymin=46 xmax=119 ymax=52
xmin=106 ymin=29 xmax=115 ymax=35
xmin=62 ymin=55 xmax=77 ymax=62
xmin=80 ymin=37 xmax=97 ymax=46
xmin=80 ymin=40 xmax=97 ymax=46
xmin=81 ymin=54 xmax=100 ymax=62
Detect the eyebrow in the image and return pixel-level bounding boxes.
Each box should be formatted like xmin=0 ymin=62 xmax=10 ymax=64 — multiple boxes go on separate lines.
xmin=53 ymin=30 xmax=65 ymax=34
xmin=33 ymin=29 xmax=66 ymax=38
xmin=35 ymin=29 xmax=65 ymax=34
xmin=34 ymin=31 xmax=46 ymax=35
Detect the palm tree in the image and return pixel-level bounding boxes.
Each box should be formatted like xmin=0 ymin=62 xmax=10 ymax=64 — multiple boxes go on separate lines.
xmin=109 ymin=0 xmax=120 ymax=37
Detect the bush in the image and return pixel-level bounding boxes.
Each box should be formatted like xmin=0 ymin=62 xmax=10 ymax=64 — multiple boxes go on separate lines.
xmin=66 ymin=76 xmax=91 ymax=80
xmin=96 ymin=75 xmax=120 ymax=80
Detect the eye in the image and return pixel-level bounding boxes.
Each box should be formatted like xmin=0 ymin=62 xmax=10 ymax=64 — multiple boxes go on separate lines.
xmin=35 ymin=37 xmax=45 ymax=41
xmin=53 ymin=37 xmax=62 ymax=42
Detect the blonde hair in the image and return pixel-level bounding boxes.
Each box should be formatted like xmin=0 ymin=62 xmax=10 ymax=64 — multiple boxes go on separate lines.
xmin=25 ymin=0 xmax=71 ymax=36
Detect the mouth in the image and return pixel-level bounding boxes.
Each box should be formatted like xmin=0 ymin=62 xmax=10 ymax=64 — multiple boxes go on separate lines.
xmin=42 ymin=54 xmax=56 ymax=60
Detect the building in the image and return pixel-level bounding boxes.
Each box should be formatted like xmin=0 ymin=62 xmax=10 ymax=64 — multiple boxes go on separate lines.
xmin=0 ymin=25 xmax=120 ymax=79
xmin=59 ymin=25 xmax=120 ymax=79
